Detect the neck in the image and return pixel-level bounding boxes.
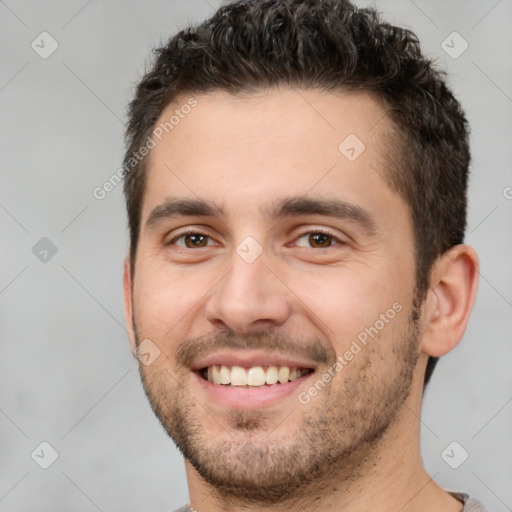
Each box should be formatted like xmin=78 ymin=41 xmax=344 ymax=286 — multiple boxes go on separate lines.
xmin=184 ymin=372 xmax=463 ymax=512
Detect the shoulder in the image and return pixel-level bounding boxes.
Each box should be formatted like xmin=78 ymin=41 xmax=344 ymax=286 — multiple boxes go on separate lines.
xmin=448 ymin=491 xmax=489 ymax=512
xmin=169 ymin=505 xmax=190 ymax=512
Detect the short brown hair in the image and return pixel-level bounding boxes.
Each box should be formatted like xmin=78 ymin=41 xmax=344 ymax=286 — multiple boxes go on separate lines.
xmin=123 ymin=0 xmax=471 ymax=386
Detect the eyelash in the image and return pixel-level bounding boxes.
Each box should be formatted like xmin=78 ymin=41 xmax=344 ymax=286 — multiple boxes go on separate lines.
xmin=167 ymin=228 xmax=343 ymax=250
xmin=291 ymin=228 xmax=344 ymax=250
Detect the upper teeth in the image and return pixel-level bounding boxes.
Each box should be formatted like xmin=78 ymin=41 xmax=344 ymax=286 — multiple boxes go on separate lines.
xmin=205 ymin=365 xmax=310 ymax=386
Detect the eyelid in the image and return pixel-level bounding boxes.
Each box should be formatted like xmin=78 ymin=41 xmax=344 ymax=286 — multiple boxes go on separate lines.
xmin=291 ymin=228 xmax=345 ymax=249
xmin=167 ymin=227 xmax=218 ymax=247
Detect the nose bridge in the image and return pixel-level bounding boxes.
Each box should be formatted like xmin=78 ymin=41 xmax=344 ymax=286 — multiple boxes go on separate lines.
xmin=205 ymin=244 xmax=290 ymax=332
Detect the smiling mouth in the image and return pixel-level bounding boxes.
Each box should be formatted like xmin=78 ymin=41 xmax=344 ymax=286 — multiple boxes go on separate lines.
xmin=200 ymin=364 xmax=314 ymax=387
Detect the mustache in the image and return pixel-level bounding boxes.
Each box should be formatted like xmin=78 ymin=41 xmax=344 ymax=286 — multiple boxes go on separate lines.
xmin=175 ymin=330 xmax=332 ymax=369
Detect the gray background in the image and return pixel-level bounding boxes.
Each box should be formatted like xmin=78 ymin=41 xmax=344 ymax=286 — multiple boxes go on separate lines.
xmin=0 ymin=0 xmax=511 ymax=510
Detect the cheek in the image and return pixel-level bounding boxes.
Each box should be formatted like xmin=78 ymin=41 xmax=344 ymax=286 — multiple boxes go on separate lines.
xmin=133 ymin=262 xmax=208 ymax=339
xmin=286 ymin=266 xmax=398 ymax=345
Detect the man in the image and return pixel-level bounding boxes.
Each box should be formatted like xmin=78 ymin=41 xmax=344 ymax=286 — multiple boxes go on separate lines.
xmin=121 ymin=0 xmax=487 ymax=510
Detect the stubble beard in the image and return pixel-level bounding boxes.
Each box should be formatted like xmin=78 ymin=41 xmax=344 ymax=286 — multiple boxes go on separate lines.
xmin=136 ymin=309 xmax=420 ymax=506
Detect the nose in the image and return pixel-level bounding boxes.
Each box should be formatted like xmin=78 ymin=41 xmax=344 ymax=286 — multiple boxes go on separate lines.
xmin=204 ymin=249 xmax=292 ymax=334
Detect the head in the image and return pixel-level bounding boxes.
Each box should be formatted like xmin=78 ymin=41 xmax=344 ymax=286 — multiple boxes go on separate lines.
xmin=122 ymin=0 xmax=478 ymax=503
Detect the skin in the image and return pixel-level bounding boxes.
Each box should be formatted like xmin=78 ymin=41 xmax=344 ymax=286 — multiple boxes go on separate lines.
xmin=123 ymin=87 xmax=479 ymax=512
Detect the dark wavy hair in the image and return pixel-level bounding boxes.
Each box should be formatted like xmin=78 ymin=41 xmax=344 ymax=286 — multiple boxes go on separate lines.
xmin=123 ymin=0 xmax=471 ymax=387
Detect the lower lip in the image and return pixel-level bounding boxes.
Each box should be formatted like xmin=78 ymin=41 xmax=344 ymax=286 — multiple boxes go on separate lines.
xmin=193 ymin=371 xmax=314 ymax=409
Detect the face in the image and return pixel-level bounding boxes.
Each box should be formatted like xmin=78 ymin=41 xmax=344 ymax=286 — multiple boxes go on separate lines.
xmin=124 ymin=87 xmax=422 ymax=501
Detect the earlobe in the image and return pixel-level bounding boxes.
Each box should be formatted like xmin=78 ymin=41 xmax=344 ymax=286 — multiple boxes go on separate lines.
xmin=123 ymin=255 xmax=137 ymax=352
xmin=420 ymin=244 xmax=479 ymax=358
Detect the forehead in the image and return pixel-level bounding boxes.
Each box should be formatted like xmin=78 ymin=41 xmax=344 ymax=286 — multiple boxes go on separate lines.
xmin=141 ymin=87 xmax=402 ymax=225
xmin=152 ymin=86 xmax=391 ymax=159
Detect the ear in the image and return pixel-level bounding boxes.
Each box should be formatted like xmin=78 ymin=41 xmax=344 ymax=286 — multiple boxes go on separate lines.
xmin=123 ymin=255 xmax=137 ymax=352
xmin=419 ymin=244 xmax=479 ymax=357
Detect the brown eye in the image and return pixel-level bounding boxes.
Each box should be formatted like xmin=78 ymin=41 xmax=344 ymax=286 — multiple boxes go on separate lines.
xmin=295 ymin=230 xmax=340 ymax=249
xmin=170 ymin=232 xmax=214 ymax=248
xmin=308 ymin=232 xmax=333 ymax=248
xmin=183 ymin=233 xmax=208 ymax=248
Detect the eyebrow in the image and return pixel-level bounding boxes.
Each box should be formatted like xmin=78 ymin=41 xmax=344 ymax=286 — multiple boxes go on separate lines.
xmin=145 ymin=195 xmax=377 ymax=235
xmin=262 ymin=196 xmax=377 ymax=234
xmin=145 ymin=197 xmax=225 ymax=230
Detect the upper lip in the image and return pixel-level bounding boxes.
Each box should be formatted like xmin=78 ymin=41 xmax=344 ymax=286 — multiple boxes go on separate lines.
xmin=189 ymin=350 xmax=318 ymax=372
